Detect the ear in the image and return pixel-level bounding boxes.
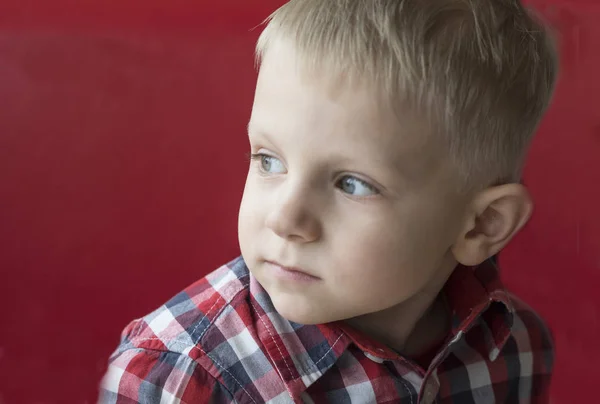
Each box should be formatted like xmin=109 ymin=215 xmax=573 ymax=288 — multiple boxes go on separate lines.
xmin=452 ymin=184 xmax=533 ymax=266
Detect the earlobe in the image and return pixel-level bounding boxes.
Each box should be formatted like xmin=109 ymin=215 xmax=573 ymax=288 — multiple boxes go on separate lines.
xmin=452 ymin=184 xmax=533 ymax=266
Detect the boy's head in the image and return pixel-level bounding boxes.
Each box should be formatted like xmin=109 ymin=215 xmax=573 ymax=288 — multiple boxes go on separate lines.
xmin=238 ymin=0 xmax=558 ymax=325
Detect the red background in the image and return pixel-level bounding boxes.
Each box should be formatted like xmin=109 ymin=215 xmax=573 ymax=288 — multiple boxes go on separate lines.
xmin=0 ymin=1 xmax=598 ymax=403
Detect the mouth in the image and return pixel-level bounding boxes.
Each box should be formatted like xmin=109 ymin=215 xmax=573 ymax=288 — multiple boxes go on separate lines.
xmin=265 ymin=260 xmax=321 ymax=281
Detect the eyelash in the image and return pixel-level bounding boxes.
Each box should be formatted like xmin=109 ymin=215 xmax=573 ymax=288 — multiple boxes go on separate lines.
xmin=247 ymin=152 xmax=380 ymax=197
xmin=249 ymin=152 xmax=273 ymax=168
xmin=248 ymin=152 xmax=265 ymax=163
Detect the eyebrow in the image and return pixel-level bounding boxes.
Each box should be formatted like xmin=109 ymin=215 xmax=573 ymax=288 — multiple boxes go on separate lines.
xmin=247 ymin=122 xmax=276 ymax=144
xmin=245 ymin=122 xmax=281 ymax=153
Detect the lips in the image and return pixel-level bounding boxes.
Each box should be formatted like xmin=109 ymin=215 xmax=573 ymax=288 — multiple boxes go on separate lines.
xmin=265 ymin=260 xmax=321 ymax=280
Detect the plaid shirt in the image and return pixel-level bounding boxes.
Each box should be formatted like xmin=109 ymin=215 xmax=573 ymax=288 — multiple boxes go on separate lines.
xmin=99 ymin=256 xmax=553 ymax=403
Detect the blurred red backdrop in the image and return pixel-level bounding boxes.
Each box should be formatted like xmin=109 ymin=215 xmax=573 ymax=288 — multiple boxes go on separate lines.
xmin=0 ymin=0 xmax=598 ymax=403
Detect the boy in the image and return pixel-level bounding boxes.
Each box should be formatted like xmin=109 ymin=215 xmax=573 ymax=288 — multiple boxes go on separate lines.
xmin=99 ymin=0 xmax=558 ymax=402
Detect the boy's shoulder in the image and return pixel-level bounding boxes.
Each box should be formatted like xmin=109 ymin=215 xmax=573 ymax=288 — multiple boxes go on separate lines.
xmin=100 ymin=257 xmax=262 ymax=403
xmin=475 ymin=292 xmax=555 ymax=401
xmin=115 ymin=256 xmax=252 ymax=356
xmin=508 ymin=292 xmax=554 ymax=348
xmin=467 ymin=289 xmax=554 ymax=367
xmin=505 ymin=292 xmax=555 ymax=375
xmin=435 ymin=263 xmax=554 ymax=403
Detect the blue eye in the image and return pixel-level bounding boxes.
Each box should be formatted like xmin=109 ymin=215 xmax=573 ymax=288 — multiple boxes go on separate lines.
xmin=251 ymin=153 xmax=286 ymax=174
xmin=337 ymin=176 xmax=378 ymax=197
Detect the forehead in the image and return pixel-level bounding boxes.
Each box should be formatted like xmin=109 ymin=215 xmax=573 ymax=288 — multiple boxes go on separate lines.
xmin=250 ymin=42 xmax=447 ymax=183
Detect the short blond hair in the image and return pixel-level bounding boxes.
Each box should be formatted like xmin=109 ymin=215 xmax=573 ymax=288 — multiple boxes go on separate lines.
xmin=255 ymin=0 xmax=559 ymax=190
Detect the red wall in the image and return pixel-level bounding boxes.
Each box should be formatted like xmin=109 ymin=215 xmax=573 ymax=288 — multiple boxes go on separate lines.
xmin=0 ymin=1 xmax=597 ymax=403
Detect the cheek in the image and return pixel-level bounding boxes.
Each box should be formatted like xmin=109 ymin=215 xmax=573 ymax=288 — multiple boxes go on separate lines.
xmin=330 ymin=213 xmax=445 ymax=298
xmin=238 ymin=179 xmax=262 ymax=256
xmin=342 ymin=232 xmax=422 ymax=282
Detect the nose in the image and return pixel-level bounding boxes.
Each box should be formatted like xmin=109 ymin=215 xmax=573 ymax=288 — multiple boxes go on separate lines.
xmin=265 ymin=180 xmax=322 ymax=243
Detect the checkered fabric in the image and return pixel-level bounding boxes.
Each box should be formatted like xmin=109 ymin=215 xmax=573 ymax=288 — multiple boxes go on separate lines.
xmin=99 ymin=256 xmax=553 ymax=403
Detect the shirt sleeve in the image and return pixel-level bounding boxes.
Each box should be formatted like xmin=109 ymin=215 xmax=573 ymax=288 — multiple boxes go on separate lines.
xmin=98 ymin=347 xmax=234 ymax=404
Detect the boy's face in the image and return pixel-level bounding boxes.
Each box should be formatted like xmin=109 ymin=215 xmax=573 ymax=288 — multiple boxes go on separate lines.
xmin=238 ymin=43 xmax=471 ymax=325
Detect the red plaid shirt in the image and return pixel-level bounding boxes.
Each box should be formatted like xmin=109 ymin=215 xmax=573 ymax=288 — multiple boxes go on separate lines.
xmin=99 ymin=257 xmax=553 ymax=403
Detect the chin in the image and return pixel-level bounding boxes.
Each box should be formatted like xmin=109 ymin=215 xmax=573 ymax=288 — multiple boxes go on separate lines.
xmin=271 ymin=296 xmax=336 ymax=325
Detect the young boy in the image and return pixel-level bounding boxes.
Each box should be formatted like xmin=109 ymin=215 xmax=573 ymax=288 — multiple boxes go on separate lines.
xmin=99 ymin=0 xmax=558 ymax=402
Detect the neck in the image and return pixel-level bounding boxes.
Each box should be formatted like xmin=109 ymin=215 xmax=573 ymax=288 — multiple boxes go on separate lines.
xmin=345 ymin=291 xmax=448 ymax=357
xmin=343 ymin=263 xmax=454 ymax=358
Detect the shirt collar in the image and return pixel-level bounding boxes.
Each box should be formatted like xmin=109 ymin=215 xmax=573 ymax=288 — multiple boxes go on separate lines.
xmin=444 ymin=258 xmax=515 ymax=360
xmin=248 ymin=258 xmax=514 ymax=400
xmin=249 ymin=275 xmax=354 ymax=400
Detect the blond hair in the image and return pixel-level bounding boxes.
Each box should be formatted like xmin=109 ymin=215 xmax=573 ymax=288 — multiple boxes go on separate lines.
xmin=255 ymin=0 xmax=559 ymax=190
